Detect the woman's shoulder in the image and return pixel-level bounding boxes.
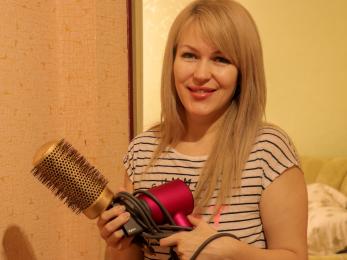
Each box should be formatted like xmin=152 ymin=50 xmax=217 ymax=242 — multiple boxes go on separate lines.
xmin=128 ymin=127 xmax=161 ymax=148
xmin=256 ymin=122 xmax=293 ymax=144
xmin=251 ymin=123 xmax=300 ymax=189
xmin=254 ymin=122 xmax=298 ymax=161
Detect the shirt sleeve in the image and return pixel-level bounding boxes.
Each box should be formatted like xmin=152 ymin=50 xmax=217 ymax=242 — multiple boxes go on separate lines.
xmin=256 ymin=126 xmax=300 ymax=189
xmin=122 ymin=140 xmax=136 ymax=183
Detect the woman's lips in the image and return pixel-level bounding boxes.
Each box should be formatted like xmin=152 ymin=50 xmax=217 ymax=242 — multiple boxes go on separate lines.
xmin=187 ymin=86 xmax=216 ymax=100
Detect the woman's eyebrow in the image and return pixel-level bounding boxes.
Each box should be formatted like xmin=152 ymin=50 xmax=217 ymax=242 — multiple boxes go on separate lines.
xmin=177 ymin=44 xmax=197 ymax=51
xmin=177 ymin=44 xmax=221 ymax=55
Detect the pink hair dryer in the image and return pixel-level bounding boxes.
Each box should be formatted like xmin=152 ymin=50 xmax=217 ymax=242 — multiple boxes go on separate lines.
xmin=139 ymin=179 xmax=194 ymax=227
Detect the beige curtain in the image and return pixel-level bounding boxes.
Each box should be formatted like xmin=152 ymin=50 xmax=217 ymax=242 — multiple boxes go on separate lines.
xmin=0 ymin=0 xmax=129 ymax=259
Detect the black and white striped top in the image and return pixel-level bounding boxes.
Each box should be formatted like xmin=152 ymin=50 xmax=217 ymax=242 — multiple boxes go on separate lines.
xmin=123 ymin=126 xmax=299 ymax=259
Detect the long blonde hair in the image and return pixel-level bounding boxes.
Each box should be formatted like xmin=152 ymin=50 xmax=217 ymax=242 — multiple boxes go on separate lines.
xmin=151 ymin=0 xmax=266 ymax=212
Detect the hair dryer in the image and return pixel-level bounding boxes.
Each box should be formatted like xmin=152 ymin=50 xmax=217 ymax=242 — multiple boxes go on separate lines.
xmin=139 ymin=179 xmax=193 ymax=227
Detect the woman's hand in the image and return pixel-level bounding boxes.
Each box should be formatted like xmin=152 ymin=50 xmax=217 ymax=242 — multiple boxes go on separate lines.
xmin=97 ymin=188 xmax=133 ymax=251
xmin=160 ymin=215 xmax=220 ymax=260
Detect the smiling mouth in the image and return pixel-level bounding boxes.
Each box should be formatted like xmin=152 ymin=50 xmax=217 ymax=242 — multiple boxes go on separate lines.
xmin=187 ymin=87 xmax=216 ymax=93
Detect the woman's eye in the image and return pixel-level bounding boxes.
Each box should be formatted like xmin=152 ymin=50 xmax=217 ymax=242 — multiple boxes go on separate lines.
xmin=181 ymin=52 xmax=197 ymax=59
xmin=214 ymin=56 xmax=231 ymax=64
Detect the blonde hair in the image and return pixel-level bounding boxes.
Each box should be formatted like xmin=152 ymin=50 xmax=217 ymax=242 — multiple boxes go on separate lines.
xmin=151 ymin=0 xmax=266 ymax=213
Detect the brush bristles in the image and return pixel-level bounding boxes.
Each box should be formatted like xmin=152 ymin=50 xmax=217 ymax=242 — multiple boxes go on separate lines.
xmin=31 ymin=139 xmax=108 ymax=214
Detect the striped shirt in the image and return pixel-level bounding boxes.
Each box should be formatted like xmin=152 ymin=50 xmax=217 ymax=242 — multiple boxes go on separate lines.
xmin=123 ymin=125 xmax=299 ymax=259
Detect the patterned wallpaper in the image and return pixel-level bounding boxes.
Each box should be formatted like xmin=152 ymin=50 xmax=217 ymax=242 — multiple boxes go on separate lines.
xmin=0 ymin=1 xmax=129 ymax=259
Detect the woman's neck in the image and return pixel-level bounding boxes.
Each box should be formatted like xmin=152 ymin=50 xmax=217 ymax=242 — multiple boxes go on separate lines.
xmin=173 ymin=112 xmax=226 ymax=156
xmin=184 ymin=117 xmax=220 ymax=142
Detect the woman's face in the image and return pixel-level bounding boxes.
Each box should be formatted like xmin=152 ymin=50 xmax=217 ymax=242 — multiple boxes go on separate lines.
xmin=173 ymin=24 xmax=238 ymax=123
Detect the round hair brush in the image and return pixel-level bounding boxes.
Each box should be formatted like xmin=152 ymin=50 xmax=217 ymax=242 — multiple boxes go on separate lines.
xmin=31 ymin=139 xmax=114 ymax=219
xmin=31 ymin=139 xmax=194 ymax=239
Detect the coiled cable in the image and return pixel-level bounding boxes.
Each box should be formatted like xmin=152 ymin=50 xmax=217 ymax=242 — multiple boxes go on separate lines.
xmin=112 ymin=189 xmax=239 ymax=259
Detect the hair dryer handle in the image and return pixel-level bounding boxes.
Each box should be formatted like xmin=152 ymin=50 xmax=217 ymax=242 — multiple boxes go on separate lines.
xmin=173 ymin=212 xmax=192 ymax=227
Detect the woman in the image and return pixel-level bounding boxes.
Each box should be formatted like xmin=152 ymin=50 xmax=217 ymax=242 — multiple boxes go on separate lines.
xmin=97 ymin=0 xmax=308 ymax=259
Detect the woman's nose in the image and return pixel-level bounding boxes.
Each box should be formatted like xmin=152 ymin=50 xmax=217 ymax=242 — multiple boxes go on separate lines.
xmin=193 ymin=60 xmax=211 ymax=83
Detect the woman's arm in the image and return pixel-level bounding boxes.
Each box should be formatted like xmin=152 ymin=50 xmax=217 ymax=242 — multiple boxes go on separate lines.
xmin=103 ymin=173 xmax=144 ymax=260
xmin=160 ymin=166 xmax=308 ymax=260
xmin=217 ymin=166 xmax=308 ymax=260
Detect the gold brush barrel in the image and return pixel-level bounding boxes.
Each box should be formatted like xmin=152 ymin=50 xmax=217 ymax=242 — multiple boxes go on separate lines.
xmin=31 ymin=139 xmax=114 ymax=219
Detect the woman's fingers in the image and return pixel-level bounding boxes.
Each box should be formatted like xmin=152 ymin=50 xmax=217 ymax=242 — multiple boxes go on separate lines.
xmin=96 ymin=187 xmax=136 ymax=250
xmin=97 ymin=205 xmax=126 ymax=229
xmin=160 ymin=232 xmax=185 ymax=247
xmin=100 ymin=211 xmax=131 ymax=239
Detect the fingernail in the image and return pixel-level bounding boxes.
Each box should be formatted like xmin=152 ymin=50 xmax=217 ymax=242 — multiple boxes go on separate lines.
xmin=123 ymin=212 xmax=130 ymax=219
xmin=114 ymin=230 xmax=124 ymax=239
xmin=115 ymin=205 xmax=125 ymax=212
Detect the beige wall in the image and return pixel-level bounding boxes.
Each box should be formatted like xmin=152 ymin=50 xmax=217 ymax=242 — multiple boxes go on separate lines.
xmin=0 ymin=1 xmax=129 ymax=259
xmin=141 ymin=0 xmax=347 ymax=157
xmin=142 ymin=0 xmax=192 ymax=131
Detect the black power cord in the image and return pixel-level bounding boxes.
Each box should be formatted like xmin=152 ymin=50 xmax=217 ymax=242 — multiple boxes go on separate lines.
xmin=191 ymin=233 xmax=239 ymax=259
xmin=111 ymin=189 xmax=239 ymax=259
